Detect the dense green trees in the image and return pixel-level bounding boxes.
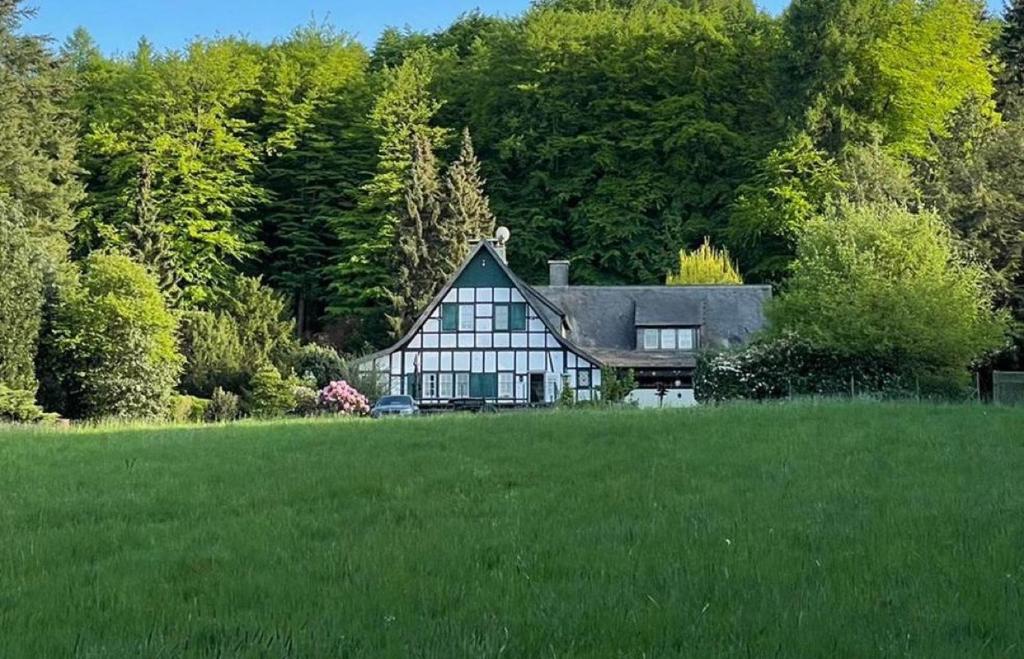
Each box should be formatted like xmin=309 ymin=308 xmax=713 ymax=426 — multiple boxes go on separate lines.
xmin=767 ymin=202 xmax=1008 ymax=385
xmin=2 ymin=0 xmax=1024 ymax=418
xmin=52 ymin=254 xmax=183 ymax=419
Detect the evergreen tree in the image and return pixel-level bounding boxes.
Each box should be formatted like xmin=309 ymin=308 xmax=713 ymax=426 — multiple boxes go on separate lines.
xmin=997 ymin=0 xmax=1024 ymax=115
xmin=386 ymin=130 xmax=445 ymax=336
xmin=444 ymin=127 xmax=496 ymax=263
xmin=126 ymin=157 xmax=181 ymax=300
xmin=0 ymin=0 xmax=83 ymax=259
xmin=0 ymin=203 xmax=45 ymax=392
xmin=327 ymin=49 xmax=447 ymax=342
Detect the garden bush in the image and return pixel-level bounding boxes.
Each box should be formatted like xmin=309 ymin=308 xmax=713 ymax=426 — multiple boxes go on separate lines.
xmin=694 ymin=332 xmax=930 ymax=403
xmin=167 ymin=395 xmax=211 ymax=424
xmin=293 ymin=385 xmax=320 ymax=417
xmin=290 ymin=343 xmax=345 ymax=389
xmin=178 ymin=311 xmax=247 ymax=397
xmin=214 ymin=277 xmax=298 ymax=372
xmin=0 ymin=384 xmax=53 ymax=424
xmin=244 ymin=364 xmax=297 ymax=418
xmin=317 ymin=381 xmax=370 ymax=416
xmin=53 ymin=254 xmax=183 ymax=420
xmin=206 ymin=387 xmax=240 ymax=423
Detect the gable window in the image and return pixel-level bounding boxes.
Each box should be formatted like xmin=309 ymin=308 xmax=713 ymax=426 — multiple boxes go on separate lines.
xmin=458 ymin=304 xmax=475 ymax=331
xmin=439 ymin=373 xmax=453 ymax=399
xmin=441 ymin=304 xmax=458 ymax=332
xmin=509 ymin=303 xmax=527 ymax=331
xmin=455 ymin=373 xmax=470 ymax=398
xmin=494 ymin=302 xmax=526 ymax=331
xmin=494 ymin=304 xmax=509 ymax=331
xmin=498 ymin=372 xmax=513 ymax=398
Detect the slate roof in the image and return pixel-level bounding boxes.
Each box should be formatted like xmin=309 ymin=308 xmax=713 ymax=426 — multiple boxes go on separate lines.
xmin=359 ymin=239 xmax=772 ymax=372
xmin=532 ymin=285 xmax=772 ymax=368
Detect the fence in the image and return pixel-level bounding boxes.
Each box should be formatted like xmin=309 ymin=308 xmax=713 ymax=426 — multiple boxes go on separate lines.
xmin=993 ymin=371 xmax=1024 ymax=406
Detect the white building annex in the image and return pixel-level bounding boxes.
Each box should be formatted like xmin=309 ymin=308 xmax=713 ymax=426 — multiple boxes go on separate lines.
xmin=361 ymin=233 xmax=771 ymax=408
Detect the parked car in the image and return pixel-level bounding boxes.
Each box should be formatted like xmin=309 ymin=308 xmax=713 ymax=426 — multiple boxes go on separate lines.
xmin=370 ymin=395 xmax=419 ymax=419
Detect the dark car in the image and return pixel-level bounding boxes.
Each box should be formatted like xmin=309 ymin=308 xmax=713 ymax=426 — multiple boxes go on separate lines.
xmin=370 ymin=395 xmax=419 ymax=418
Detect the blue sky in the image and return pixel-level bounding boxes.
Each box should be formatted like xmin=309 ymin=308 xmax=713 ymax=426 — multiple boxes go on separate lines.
xmin=25 ymin=0 xmax=1006 ymax=55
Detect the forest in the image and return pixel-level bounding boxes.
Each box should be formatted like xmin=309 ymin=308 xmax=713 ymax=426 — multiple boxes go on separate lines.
xmin=2 ymin=0 xmax=1024 ymax=420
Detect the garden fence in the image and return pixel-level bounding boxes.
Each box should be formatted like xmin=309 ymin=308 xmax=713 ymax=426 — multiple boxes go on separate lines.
xmin=993 ymin=371 xmax=1024 ymax=406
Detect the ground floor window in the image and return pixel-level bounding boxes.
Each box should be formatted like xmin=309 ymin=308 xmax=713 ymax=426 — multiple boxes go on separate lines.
xmin=422 ymin=373 xmax=437 ymax=399
xmin=498 ymin=372 xmax=513 ymax=398
xmin=439 ymin=373 xmax=453 ymax=399
xmin=455 ymin=372 xmax=470 ymax=398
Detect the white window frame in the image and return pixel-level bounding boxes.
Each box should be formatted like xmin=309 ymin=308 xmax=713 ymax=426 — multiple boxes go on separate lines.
xmin=661 ymin=329 xmax=677 ymax=350
xmin=455 ymin=372 xmax=470 ymax=398
xmin=458 ymin=304 xmax=475 ymax=331
xmin=439 ymin=373 xmax=453 ymax=399
xmin=578 ymin=369 xmax=590 ymax=388
xmin=643 ymin=329 xmax=659 ymax=351
xmin=678 ymin=328 xmax=696 ymax=350
xmin=498 ymin=372 xmax=513 ymax=398
xmin=494 ymin=304 xmax=509 ymax=331
xmin=423 ymin=373 xmax=437 ymax=399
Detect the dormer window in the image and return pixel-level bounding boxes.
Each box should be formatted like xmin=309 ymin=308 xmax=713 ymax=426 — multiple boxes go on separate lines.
xmin=638 ymin=327 xmax=699 ymax=351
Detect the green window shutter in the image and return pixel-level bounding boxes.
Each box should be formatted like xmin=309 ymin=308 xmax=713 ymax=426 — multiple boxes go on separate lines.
xmin=510 ymin=303 xmax=527 ymax=331
xmin=405 ymin=373 xmax=419 ymax=398
xmin=470 ymin=373 xmax=498 ymax=398
xmin=441 ymin=303 xmax=458 ymax=331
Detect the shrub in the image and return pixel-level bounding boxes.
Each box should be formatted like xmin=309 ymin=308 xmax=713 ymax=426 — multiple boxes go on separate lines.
xmin=0 ymin=384 xmax=53 ymax=424
xmin=293 ymin=385 xmax=320 ymax=417
xmin=53 ymin=254 xmax=183 ymax=420
xmin=206 ymin=387 xmax=240 ymax=422
xmin=667 ymin=237 xmax=742 ymax=285
xmin=290 ymin=343 xmax=345 ymax=388
xmin=600 ymin=367 xmax=637 ymax=404
xmin=695 ymin=332 xmax=919 ymax=403
xmin=317 ymin=380 xmax=370 ymax=416
xmin=167 ymin=395 xmax=211 ymax=424
xmin=178 ymin=311 xmax=247 ymax=397
xmin=244 ymin=364 xmax=297 ymax=418
xmin=768 ymin=201 xmax=1009 ymax=383
xmin=214 ymin=277 xmax=298 ymax=371
xmin=0 ymin=210 xmax=45 ymax=391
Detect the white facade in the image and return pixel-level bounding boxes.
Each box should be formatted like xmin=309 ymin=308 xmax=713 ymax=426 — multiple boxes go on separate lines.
xmin=362 ymin=246 xmax=601 ymax=407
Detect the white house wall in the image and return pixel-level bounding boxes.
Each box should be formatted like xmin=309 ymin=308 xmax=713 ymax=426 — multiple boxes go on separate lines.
xmin=367 ymin=285 xmax=601 ymax=406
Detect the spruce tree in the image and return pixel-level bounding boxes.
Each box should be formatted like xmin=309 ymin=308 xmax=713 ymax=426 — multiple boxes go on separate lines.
xmin=0 ymin=0 xmax=83 ymax=258
xmin=127 ymin=158 xmax=181 ymax=301
xmin=444 ymin=127 xmax=496 ymax=263
xmin=386 ymin=130 xmax=444 ymax=337
xmin=998 ymin=0 xmax=1024 ymax=115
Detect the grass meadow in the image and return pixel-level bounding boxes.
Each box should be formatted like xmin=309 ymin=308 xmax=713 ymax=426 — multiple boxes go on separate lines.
xmin=2 ymin=403 xmax=1023 ymax=658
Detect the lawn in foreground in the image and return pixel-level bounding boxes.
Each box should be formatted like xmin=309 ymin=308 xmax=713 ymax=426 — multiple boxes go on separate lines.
xmin=2 ymin=403 xmax=1023 ymax=657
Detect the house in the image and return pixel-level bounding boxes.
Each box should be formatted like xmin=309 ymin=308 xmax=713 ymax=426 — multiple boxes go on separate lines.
xmin=360 ymin=231 xmax=770 ymax=408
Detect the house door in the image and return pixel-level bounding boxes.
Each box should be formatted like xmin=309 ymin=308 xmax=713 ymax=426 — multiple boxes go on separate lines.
xmin=529 ymin=374 xmax=545 ymax=405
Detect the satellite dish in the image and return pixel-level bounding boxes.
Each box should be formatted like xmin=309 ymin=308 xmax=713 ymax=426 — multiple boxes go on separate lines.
xmin=495 ymin=226 xmax=511 ymax=244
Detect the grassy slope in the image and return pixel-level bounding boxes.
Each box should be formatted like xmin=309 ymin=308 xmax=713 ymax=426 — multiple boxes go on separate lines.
xmin=2 ymin=403 xmax=1023 ymax=658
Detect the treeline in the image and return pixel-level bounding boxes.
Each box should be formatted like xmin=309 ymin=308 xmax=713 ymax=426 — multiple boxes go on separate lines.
xmin=1 ymin=0 xmax=1024 ymax=420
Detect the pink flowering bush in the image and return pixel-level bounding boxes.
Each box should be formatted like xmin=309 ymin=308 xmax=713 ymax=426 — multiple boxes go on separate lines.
xmin=317 ymin=380 xmax=370 ymax=416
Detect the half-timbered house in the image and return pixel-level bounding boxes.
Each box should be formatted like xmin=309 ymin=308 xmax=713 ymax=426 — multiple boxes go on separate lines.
xmin=360 ymin=232 xmax=770 ymax=408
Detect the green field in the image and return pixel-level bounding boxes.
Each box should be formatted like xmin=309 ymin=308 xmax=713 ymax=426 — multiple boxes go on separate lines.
xmin=2 ymin=403 xmax=1024 ymax=658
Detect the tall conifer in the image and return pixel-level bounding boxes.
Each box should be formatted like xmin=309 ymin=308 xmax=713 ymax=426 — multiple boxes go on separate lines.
xmin=444 ymin=127 xmax=496 ymax=264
